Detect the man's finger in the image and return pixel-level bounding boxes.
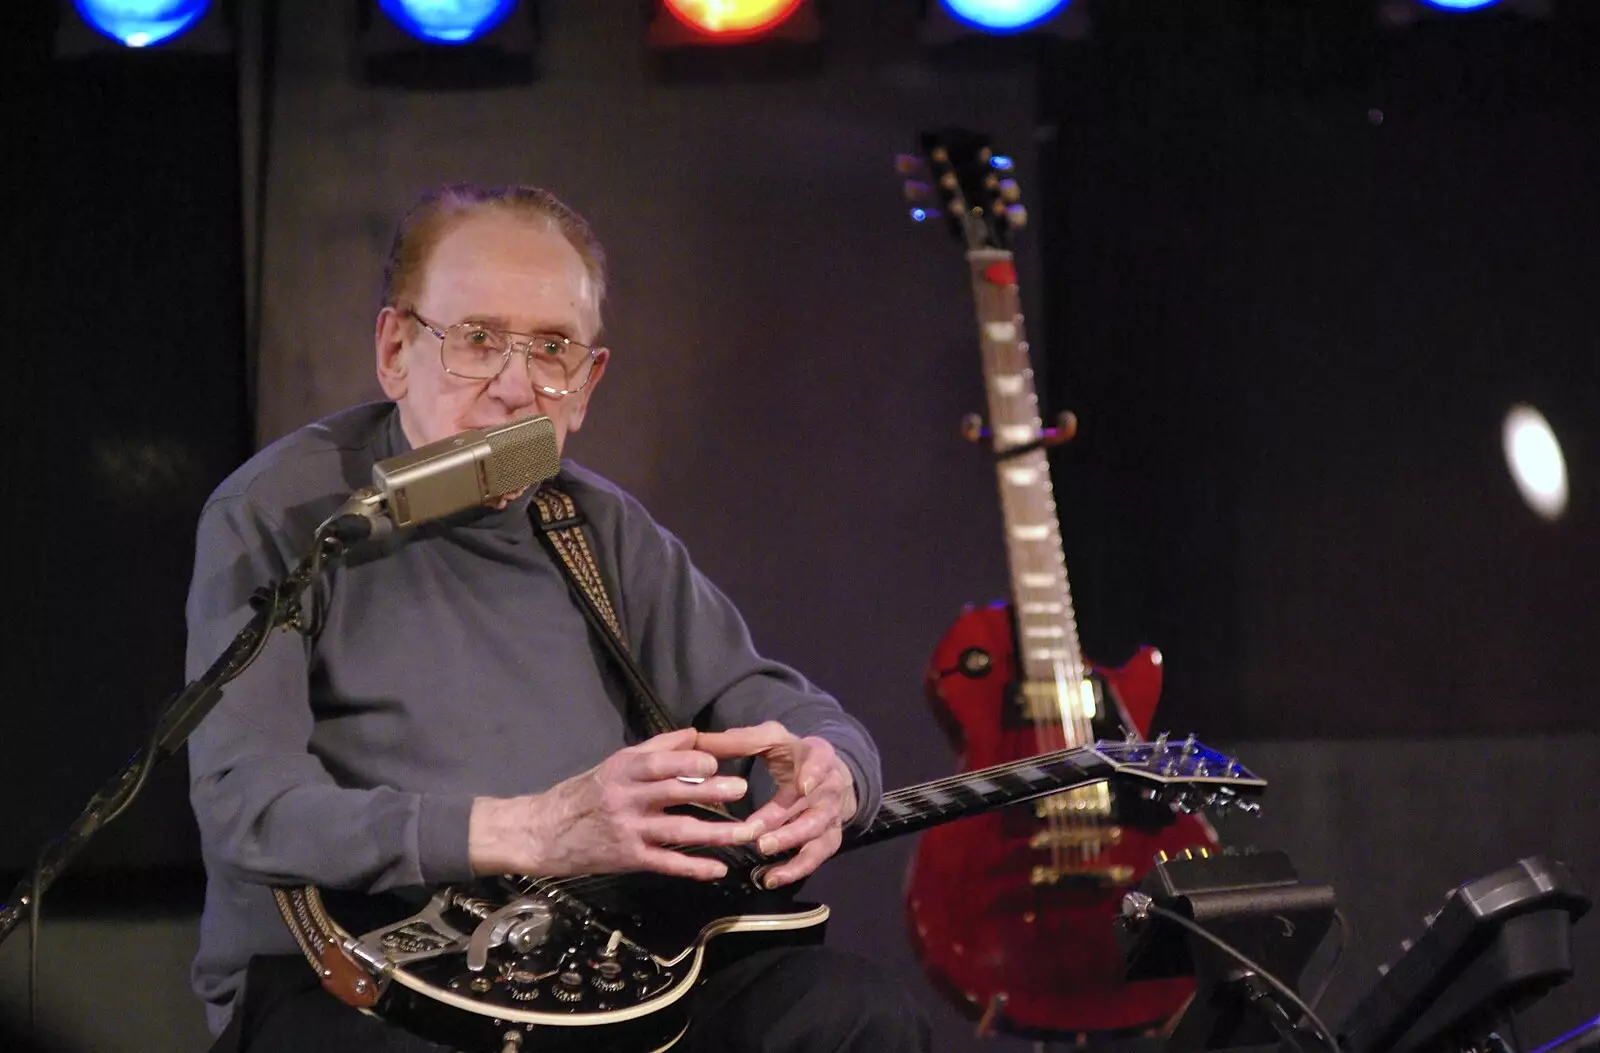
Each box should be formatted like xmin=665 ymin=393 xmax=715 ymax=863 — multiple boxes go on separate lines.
xmin=636 ymin=775 xmax=750 ymax=810
xmin=793 ymin=747 xmax=844 ymax=797
xmin=630 ymin=728 xmax=702 ymax=753
xmin=761 ymin=831 xmax=840 ymax=889
xmin=636 ymin=846 xmax=728 ymax=883
xmin=642 ymin=813 xmax=764 ymax=848
xmin=756 ymin=806 xmax=835 ymax=857
xmin=743 ymin=791 xmax=807 ymax=835
xmin=625 ymin=748 xmax=719 ymax=782
xmin=694 ymin=723 xmax=792 ymax=758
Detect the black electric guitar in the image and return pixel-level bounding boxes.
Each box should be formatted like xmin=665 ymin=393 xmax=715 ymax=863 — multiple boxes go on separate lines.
xmin=279 ymin=739 xmax=1263 ymax=1053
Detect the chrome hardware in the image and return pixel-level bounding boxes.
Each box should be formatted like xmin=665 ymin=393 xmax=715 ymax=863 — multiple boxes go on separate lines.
xmin=468 ymin=898 xmax=554 ymax=972
xmin=551 ymin=970 xmax=585 ymax=1003
xmin=591 ymin=960 xmax=626 ymax=992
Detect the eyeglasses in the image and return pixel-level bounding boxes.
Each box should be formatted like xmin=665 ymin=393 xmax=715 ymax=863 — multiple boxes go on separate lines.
xmin=406 ymin=309 xmax=600 ymax=397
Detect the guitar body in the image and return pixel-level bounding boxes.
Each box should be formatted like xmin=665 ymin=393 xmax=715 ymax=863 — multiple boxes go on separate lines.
xmin=305 ymin=872 xmax=829 ymax=1053
xmin=278 ymin=744 xmax=1262 ymax=1052
xmin=905 ymin=603 xmax=1219 ymax=1036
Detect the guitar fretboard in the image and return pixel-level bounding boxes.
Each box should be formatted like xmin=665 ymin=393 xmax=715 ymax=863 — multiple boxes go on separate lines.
xmin=967 ymin=249 xmax=1089 ymax=700
xmin=845 ymin=744 xmax=1111 ymax=850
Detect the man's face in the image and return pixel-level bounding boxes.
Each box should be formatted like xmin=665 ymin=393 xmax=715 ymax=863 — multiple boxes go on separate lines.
xmin=375 ymin=212 xmax=607 ymax=454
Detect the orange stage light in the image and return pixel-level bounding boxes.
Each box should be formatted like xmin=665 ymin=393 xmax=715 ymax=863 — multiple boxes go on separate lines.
xmin=661 ymin=0 xmax=806 ymax=39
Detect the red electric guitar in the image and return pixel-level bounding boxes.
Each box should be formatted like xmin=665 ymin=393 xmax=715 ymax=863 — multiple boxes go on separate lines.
xmin=899 ymin=131 xmax=1221 ymax=1039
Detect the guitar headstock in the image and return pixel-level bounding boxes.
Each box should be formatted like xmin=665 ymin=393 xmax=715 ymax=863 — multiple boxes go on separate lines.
xmin=895 ymin=128 xmax=1027 ymax=253
xmin=1093 ymin=736 xmax=1267 ymax=817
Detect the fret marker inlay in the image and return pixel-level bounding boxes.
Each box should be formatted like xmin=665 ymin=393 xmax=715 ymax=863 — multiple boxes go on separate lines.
xmin=984 ymin=321 xmax=1018 ymax=343
xmin=997 ymin=424 xmax=1036 ymax=446
xmin=1011 ymin=524 xmax=1052 ymax=541
xmin=1019 ymin=573 xmax=1056 ymax=589
xmin=991 ymin=374 xmax=1026 ymax=396
xmin=1004 ymin=466 xmax=1039 ymax=486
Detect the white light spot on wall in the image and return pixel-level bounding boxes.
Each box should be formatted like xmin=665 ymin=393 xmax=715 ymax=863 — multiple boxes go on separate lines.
xmin=1502 ymin=403 xmax=1568 ymax=521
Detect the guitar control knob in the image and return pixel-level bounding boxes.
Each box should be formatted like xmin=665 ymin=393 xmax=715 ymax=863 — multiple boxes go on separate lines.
xmin=591 ymin=960 xmax=626 ymax=992
xmin=551 ymin=971 xmax=585 ymax=1003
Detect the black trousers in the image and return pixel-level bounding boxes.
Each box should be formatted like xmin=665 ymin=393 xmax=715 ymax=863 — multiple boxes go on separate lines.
xmin=217 ymin=947 xmax=931 ymax=1053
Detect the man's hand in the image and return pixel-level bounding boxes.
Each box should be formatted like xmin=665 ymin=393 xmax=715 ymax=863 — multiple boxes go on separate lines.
xmin=468 ymin=728 xmax=763 ymax=881
xmin=694 ymin=722 xmax=859 ymax=890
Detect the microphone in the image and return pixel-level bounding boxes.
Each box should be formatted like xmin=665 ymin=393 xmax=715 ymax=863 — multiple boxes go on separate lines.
xmin=324 ymin=414 xmax=560 ymax=543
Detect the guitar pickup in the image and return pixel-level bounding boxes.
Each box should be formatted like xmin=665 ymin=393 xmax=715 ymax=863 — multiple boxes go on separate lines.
xmin=1030 ymin=863 xmax=1136 ymax=887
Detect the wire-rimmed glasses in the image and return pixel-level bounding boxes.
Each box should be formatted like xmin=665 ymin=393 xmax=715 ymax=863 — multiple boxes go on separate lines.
xmin=407 ymin=309 xmax=600 ymax=397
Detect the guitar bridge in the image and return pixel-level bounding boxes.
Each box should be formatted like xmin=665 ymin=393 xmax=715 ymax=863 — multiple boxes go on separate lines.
xmin=1028 ymin=825 xmax=1123 ymax=851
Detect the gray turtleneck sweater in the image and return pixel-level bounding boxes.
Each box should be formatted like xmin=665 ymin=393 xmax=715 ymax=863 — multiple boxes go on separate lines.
xmin=184 ymin=402 xmax=881 ymax=1035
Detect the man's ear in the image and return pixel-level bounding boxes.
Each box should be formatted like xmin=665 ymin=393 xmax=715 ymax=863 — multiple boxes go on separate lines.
xmin=564 ymin=347 xmax=609 ymax=434
xmin=375 ymin=306 xmax=409 ymax=399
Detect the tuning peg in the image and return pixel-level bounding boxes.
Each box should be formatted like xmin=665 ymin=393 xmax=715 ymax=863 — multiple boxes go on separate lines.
xmin=999 ymin=179 xmax=1022 ymax=203
xmin=1006 ymin=204 xmax=1029 ymax=229
xmin=894 ymin=154 xmax=928 ymax=177
xmin=902 ymin=180 xmax=935 ymax=203
xmin=909 ymin=207 xmax=942 ymax=225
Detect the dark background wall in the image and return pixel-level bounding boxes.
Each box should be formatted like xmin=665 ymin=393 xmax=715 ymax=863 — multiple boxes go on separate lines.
xmin=2 ymin=1 xmax=1597 ymax=1050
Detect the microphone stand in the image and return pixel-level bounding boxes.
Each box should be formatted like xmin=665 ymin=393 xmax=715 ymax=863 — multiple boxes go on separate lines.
xmin=0 ymin=529 xmax=343 ymax=948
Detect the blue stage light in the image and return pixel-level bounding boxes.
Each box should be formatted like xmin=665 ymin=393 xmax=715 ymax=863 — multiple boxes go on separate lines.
xmin=73 ymin=0 xmax=211 ymax=48
xmin=1418 ymin=0 xmax=1502 ymax=9
xmin=940 ymin=0 xmax=1072 ymax=34
xmin=378 ymin=0 xmax=518 ymax=45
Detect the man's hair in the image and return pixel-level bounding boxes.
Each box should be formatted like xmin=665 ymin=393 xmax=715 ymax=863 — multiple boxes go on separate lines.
xmin=380 ymin=183 xmax=609 ymax=329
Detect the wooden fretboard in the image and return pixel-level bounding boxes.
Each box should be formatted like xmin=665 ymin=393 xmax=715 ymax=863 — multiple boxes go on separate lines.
xmin=967 ymin=249 xmax=1090 ymax=718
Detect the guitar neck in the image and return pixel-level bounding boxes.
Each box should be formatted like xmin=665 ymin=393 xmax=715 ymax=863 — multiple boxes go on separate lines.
xmin=967 ymin=249 xmax=1087 ymax=687
xmin=844 ymin=744 xmax=1110 ymax=851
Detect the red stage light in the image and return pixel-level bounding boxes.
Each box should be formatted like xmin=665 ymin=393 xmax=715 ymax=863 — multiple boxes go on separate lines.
xmin=661 ymin=0 xmax=806 ymax=39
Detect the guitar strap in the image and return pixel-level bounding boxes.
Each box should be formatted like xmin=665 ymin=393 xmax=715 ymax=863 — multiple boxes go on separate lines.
xmin=527 ymin=482 xmax=685 ymax=739
xmin=273 ymin=481 xmax=685 ymax=1010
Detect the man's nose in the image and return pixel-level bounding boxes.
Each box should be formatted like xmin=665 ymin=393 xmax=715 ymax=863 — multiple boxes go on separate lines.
xmin=488 ymin=347 xmax=541 ymax=405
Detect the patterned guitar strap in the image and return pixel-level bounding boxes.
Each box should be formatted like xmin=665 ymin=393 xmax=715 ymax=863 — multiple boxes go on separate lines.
xmin=272 ymin=481 xmax=684 ymax=1010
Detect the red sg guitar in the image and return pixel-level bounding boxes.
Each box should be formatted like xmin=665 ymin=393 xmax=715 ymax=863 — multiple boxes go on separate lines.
xmin=899 ymin=131 xmax=1220 ymax=1039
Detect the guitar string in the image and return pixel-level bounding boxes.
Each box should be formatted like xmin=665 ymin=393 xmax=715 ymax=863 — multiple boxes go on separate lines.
xmin=531 ymin=745 xmax=1199 ymax=900
xmin=981 ymin=263 xmax=1082 ymax=876
xmin=972 ymin=259 xmax=1061 ymax=877
xmin=523 ymin=743 xmax=1244 ymax=906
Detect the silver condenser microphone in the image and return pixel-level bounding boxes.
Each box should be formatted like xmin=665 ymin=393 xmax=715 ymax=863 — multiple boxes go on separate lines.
xmin=325 ymin=414 xmax=560 ymax=542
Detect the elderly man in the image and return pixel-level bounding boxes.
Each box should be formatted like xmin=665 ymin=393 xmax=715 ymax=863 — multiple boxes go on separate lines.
xmin=186 ymin=183 xmax=927 ymax=1052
